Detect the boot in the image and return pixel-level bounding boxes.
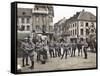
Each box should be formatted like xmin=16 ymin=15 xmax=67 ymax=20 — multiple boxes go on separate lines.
xmin=30 ymin=61 xmax=34 ymax=69
xmin=22 ymin=58 xmax=25 ymax=67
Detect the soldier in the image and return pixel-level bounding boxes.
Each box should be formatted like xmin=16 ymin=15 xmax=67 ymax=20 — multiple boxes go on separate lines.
xmin=49 ymin=41 xmax=55 ymax=58
xmin=83 ymin=40 xmax=88 ymax=59
xmin=77 ymin=40 xmax=83 ymax=56
xmin=61 ymin=42 xmax=68 ymax=59
xmin=20 ymin=38 xmax=29 ymax=67
xmin=28 ymin=40 xmax=35 ymax=69
xmin=71 ymin=41 xmax=76 ymax=57
xmin=58 ymin=42 xmax=61 ymax=57
xmin=54 ymin=41 xmax=59 ymax=57
xmin=42 ymin=40 xmax=48 ymax=60
xmin=35 ymin=41 xmax=43 ymax=61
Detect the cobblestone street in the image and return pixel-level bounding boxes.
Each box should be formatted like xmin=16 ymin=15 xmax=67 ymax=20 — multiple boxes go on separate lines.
xmin=17 ymin=50 xmax=96 ymax=72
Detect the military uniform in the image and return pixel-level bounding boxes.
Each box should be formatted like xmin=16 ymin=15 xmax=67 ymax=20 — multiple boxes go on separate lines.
xmin=71 ymin=42 xmax=76 ymax=57
xmin=42 ymin=41 xmax=48 ymax=60
xmin=28 ymin=41 xmax=35 ymax=69
xmin=61 ymin=43 xmax=68 ymax=59
xmin=20 ymin=41 xmax=29 ymax=67
xmin=54 ymin=42 xmax=59 ymax=57
xmin=83 ymin=42 xmax=88 ymax=59
xmin=49 ymin=42 xmax=55 ymax=58
xmin=77 ymin=42 xmax=83 ymax=56
xmin=35 ymin=42 xmax=43 ymax=61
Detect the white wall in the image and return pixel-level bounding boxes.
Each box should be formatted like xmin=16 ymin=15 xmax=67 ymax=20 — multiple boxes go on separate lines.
xmin=0 ymin=0 xmax=99 ymax=76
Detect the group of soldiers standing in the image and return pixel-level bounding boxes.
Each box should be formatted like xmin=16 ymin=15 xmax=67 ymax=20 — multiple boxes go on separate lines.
xmin=19 ymin=34 xmax=88 ymax=70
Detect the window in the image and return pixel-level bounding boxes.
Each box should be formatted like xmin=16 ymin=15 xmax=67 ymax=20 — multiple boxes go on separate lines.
xmin=80 ymin=29 xmax=83 ymax=35
xmin=27 ymin=25 xmax=30 ymax=31
xmin=75 ymin=29 xmax=77 ymax=35
xmin=75 ymin=23 xmax=77 ymax=27
xmin=27 ymin=18 xmax=30 ymax=23
xmin=21 ymin=25 xmax=25 ymax=31
xmin=42 ymin=25 xmax=46 ymax=33
xmin=71 ymin=30 xmax=72 ymax=36
xmin=73 ymin=29 xmax=74 ymax=36
xmin=36 ymin=25 xmax=40 ymax=30
xmin=80 ymin=21 xmax=83 ymax=27
xmin=36 ymin=16 xmax=39 ymax=22
xmin=86 ymin=29 xmax=89 ymax=35
xmin=86 ymin=22 xmax=88 ymax=27
xmin=73 ymin=24 xmax=74 ymax=28
xmin=49 ymin=17 xmax=53 ymax=22
xmin=91 ymin=22 xmax=94 ymax=27
xmin=22 ymin=18 xmax=24 ymax=23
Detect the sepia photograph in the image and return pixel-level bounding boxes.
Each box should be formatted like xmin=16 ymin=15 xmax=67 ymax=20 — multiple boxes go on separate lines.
xmin=16 ymin=2 xmax=97 ymax=73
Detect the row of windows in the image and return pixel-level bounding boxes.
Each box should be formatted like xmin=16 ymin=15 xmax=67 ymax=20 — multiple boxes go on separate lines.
xmin=80 ymin=22 xmax=95 ymax=27
xmin=69 ymin=29 xmax=77 ymax=36
xmin=69 ymin=29 xmax=90 ymax=36
xmin=69 ymin=23 xmax=77 ymax=28
xmin=80 ymin=29 xmax=90 ymax=35
xmin=69 ymin=22 xmax=95 ymax=29
xmin=17 ymin=25 xmax=30 ymax=31
xmin=18 ymin=18 xmax=30 ymax=24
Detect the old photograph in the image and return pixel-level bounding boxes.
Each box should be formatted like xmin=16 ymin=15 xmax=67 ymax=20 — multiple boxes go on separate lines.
xmin=17 ymin=3 xmax=97 ymax=73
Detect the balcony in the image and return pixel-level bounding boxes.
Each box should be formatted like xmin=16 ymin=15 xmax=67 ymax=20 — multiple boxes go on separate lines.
xmin=32 ymin=10 xmax=48 ymax=14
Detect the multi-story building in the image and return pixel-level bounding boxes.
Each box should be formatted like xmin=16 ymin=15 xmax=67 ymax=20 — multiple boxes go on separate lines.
xmin=17 ymin=4 xmax=54 ymax=39
xmin=54 ymin=17 xmax=67 ymax=41
xmin=17 ymin=8 xmax=32 ymax=33
xmin=66 ymin=9 xmax=96 ymax=42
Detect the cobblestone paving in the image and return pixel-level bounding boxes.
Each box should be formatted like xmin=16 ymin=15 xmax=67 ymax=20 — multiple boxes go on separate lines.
xmin=17 ymin=50 xmax=96 ymax=72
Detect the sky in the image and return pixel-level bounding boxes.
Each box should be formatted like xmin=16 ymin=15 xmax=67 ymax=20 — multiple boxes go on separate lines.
xmin=18 ymin=3 xmax=96 ymax=24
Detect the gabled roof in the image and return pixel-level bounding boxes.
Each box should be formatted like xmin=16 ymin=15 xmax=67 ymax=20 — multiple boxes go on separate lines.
xmin=54 ymin=17 xmax=66 ymax=27
xmin=67 ymin=9 xmax=96 ymax=22
xmin=78 ymin=10 xmax=96 ymax=21
xmin=17 ymin=8 xmax=32 ymax=17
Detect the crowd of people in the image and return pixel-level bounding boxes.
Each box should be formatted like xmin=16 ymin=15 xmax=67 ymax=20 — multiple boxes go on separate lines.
xmin=19 ymin=33 xmax=89 ymax=70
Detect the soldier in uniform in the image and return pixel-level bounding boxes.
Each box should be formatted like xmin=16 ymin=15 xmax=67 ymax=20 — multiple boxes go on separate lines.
xmin=28 ymin=40 xmax=35 ymax=69
xmin=49 ymin=41 xmax=55 ymax=58
xmin=61 ymin=42 xmax=68 ymax=59
xmin=35 ymin=41 xmax=43 ymax=61
xmin=54 ymin=41 xmax=59 ymax=57
xmin=20 ymin=38 xmax=29 ymax=67
xmin=58 ymin=42 xmax=61 ymax=57
xmin=83 ymin=40 xmax=88 ymax=59
xmin=71 ymin=41 xmax=76 ymax=57
xmin=77 ymin=40 xmax=83 ymax=56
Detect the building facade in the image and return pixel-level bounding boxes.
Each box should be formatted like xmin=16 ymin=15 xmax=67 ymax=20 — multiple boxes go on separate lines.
xmin=17 ymin=4 xmax=54 ymax=34
xmin=54 ymin=9 xmax=96 ymax=43
xmin=66 ymin=9 xmax=96 ymax=42
xmin=54 ymin=17 xmax=67 ymax=41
